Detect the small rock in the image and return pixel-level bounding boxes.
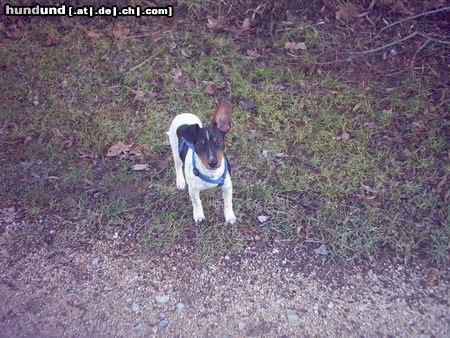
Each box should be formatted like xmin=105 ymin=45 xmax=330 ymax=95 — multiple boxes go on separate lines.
xmin=131 ymin=302 xmax=140 ymax=313
xmin=258 ymin=215 xmax=269 ymax=223
xmin=159 ymin=312 xmax=166 ymax=320
xmin=135 ymin=323 xmax=145 ymax=331
xmin=159 ymin=319 xmax=169 ymax=328
xmin=25 ymin=283 xmax=33 ymax=290
xmin=175 ymin=303 xmax=184 ymax=314
xmin=261 ymin=149 xmax=269 ymax=157
xmin=126 ymin=297 xmax=133 ymax=304
xmin=239 ymin=99 xmax=256 ymax=111
xmin=313 ymin=244 xmax=328 ymax=256
xmin=155 ymin=294 xmax=169 ymax=304
xmin=274 ymin=152 xmax=289 ymax=158
xmin=327 ymin=302 xmax=334 ymax=309
xmin=238 ymin=322 xmax=246 ymax=331
xmin=286 ymin=309 xmax=301 ymax=324
xmin=91 ymin=257 xmax=100 ymax=265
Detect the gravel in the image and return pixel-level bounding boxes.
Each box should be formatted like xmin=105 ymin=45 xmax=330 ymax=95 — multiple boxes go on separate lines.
xmin=286 ymin=309 xmax=302 ymax=324
xmin=155 ymin=294 xmax=169 ymax=304
xmin=0 ymin=214 xmax=449 ymax=337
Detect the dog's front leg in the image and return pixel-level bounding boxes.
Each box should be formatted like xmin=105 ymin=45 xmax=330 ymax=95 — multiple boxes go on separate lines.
xmin=222 ymin=184 xmax=236 ymax=225
xmin=188 ymin=187 xmax=205 ymax=223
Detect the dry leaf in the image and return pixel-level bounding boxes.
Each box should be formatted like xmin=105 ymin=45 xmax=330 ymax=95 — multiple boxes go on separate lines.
xmin=129 ymin=144 xmax=148 ymax=157
xmin=433 ymin=174 xmax=448 ymax=194
xmin=234 ymin=17 xmax=252 ymax=36
xmin=45 ymin=36 xmax=59 ymax=47
xmin=87 ymin=31 xmax=103 ymax=40
xmin=106 ymin=140 xmax=134 ymax=157
xmin=424 ymin=273 xmax=437 ymax=287
xmin=412 ymin=120 xmax=426 ymax=131
xmin=239 ymin=225 xmax=256 ymax=234
xmin=424 ymin=0 xmax=445 ymax=9
xmin=62 ymin=197 xmax=76 ymax=207
xmin=82 ymin=178 xmax=95 ymax=186
xmin=203 ymin=84 xmax=215 ymax=95
xmin=352 ymin=102 xmax=362 ymax=112
xmin=5 ymin=25 xmax=21 ymax=41
xmin=338 ymin=131 xmax=350 ymax=141
xmin=361 ymin=183 xmax=377 ymax=194
xmin=394 ymin=0 xmax=414 ymax=15
xmin=132 ymin=89 xmax=158 ymax=103
xmin=335 ymin=3 xmax=360 ymax=21
xmin=132 ymin=164 xmax=149 ymax=171
xmin=284 ymin=41 xmax=307 ymax=51
xmin=112 ymin=25 xmax=130 ymax=38
xmin=207 ymin=16 xmax=225 ymax=30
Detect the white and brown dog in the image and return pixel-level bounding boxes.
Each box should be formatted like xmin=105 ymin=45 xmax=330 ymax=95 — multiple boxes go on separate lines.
xmin=167 ymin=100 xmax=236 ymax=224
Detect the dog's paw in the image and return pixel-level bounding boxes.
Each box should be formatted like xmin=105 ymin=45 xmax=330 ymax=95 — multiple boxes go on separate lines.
xmin=193 ymin=210 xmax=205 ymax=224
xmin=176 ymin=178 xmax=186 ymax=190
xmin=225 ymin=212 xmax=237 ymax=225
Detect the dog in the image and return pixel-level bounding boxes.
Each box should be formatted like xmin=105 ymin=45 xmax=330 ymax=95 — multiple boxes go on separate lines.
xmin=167 ymin=100 xmax=236 ymax=225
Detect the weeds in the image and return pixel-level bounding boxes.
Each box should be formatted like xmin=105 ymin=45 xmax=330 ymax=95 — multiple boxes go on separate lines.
xmin=0 ymin=12 xmax=447 ymax=263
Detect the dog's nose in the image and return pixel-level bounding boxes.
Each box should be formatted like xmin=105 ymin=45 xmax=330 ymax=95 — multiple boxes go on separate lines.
xmin=208 ymin=159 xmax=218 ymax=168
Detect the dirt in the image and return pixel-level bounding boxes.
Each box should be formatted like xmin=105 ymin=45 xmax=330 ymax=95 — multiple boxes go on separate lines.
xmin=1 ymin=209 xmax=449 ymax=337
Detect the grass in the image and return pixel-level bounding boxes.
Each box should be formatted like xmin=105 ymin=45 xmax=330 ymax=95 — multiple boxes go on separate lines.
xmin=0 ymin=15 xmax=448 ymax=263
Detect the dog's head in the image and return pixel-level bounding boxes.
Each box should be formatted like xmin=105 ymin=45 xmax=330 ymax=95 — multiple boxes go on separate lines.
xmin=177 ymin=100 xmax=233 ymax=170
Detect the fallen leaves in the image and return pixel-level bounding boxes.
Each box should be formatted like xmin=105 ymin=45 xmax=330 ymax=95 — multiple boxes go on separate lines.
xmin=284 ymin=41 xmax=307 ymax=51
xmin=394 ymin=0 xmax=414 ymax=15
xmin=132 ymin=163 xmax=149 ymax=171
xmin=172 ymin=69 xmax=195 ymax=88
xmin=424 ymin=0 xmax=445 ymax=9
xmin=5 ymin=24 xmax=21 ymax=41
xmin=106 ymin=140 xmax=150 ymax=164
xmin=106 ymin=139 xmax=134 ymax=157
xmin=206 ymin=15 xmax=252 ymax=36
xmin=131 ymin=89 xmax=158 ymax=103
xmin=239 ymin=99 xmax=256 ymax=111
xmin=337 ymin=130 xmax=351 ymax=142
xmin=87 ymin=30 xmax=104 ymax=40
xmin=335 ymin=3 xmax=360 ymax=21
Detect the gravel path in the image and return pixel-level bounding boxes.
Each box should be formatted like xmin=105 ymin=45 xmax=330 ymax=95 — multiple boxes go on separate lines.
xmin=1 ymin=217 xmax=449 ymax=337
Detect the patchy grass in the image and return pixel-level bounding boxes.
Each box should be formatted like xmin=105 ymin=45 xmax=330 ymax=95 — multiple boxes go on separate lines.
xmin=0 ymin=15 xmax=448 ymax=263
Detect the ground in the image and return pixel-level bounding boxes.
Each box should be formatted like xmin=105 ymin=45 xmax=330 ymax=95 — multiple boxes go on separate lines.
xmin=0 ymin=0 xmax=449 ymax=336
xmin=1 ymin=209 xmax=449 ymax=336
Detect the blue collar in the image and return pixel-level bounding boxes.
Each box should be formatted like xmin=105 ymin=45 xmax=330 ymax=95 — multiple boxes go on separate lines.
xmin=179 ymin=139 xmax=228 ymax=187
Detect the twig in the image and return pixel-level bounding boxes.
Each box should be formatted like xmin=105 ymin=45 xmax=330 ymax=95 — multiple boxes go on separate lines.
xmin=128 ymin=56 xmax=153 ymax=73
xmin=352 ymin=31 xmax=449 ymax=55
xmin=316 ymin=31 xmax=448 ymax=65
xmin=379 ymin=6 xmax=450 ymax=33
xmin=410 ymin=39 xmax=430 ymax=73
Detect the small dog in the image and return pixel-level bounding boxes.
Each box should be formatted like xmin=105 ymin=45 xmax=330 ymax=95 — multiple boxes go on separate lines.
xmin=167 ymin=100 xmax=236 ymax=225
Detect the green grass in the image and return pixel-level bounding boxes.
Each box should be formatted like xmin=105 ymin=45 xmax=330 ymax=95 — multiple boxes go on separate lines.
xmin=0 ymin=17 xmax=448 ymax=263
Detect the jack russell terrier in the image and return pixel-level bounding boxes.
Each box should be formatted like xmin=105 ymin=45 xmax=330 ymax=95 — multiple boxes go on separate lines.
xmin=167 ymin=100 xmax=236 ymax=225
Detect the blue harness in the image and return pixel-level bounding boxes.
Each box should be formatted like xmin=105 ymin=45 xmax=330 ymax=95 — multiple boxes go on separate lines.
xmin=179 ymin=139 xmax=228 ymax=187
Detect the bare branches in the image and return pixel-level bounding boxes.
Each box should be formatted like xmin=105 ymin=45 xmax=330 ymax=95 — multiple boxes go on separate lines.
xmin=352 ymin=31 xmax=449 ymax=56
xmin=410 ymin=39 xmax=431 ymax=73
xmin=379 ymin=6 xmax=450 ymax=33
xmin=316 ymin=31 xmax=449 ymax=66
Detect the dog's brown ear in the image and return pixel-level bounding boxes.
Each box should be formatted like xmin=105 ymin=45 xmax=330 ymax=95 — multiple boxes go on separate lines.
xmin=210 ymin=100 xmax=233 ymax=134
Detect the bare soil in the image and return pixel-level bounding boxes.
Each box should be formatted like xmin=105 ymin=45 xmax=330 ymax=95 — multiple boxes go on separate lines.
xmin=1 ymin=208 xmax=448 ymax=337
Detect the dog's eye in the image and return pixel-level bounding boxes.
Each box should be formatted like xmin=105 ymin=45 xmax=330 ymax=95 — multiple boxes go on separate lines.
xmin=216 ymin=139 xmax=222 ymax=145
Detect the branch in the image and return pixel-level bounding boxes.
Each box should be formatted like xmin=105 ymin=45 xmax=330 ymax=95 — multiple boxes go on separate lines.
xmin=410 ymin=39 xmax=430 ymax=73
xmin=316 ymin=32 xmax=449 ymax=65
xmin=352 ymin=31 xmax=449 ymax=56
xmin=379 ymin=6 xmax=450 ymax=33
